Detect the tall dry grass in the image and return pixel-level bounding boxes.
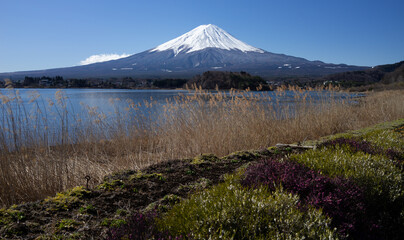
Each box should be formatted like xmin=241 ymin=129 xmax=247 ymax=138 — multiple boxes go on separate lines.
xmin=1 ymin=83 xmax=403 ymax=207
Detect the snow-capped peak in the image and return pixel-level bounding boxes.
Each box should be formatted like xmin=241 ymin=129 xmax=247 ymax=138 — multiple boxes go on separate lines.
xmin=150 ymin=24 xmax=264 ymax=56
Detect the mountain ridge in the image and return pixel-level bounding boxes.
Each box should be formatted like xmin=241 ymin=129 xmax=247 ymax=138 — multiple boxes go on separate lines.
xmin=0 ymin=24 xmax=369 ymax=80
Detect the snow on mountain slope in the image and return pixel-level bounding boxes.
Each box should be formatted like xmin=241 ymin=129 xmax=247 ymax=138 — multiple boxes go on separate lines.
xmin=150 ymin=24 xmax=264 ymax=56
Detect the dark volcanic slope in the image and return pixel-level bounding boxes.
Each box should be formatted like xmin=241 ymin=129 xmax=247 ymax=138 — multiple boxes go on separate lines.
xmin=0 ymin=48 xmax=368 ymax=80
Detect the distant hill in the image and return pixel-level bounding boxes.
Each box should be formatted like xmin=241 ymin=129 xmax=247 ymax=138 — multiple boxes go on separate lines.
xmin=187 ymin=71 xmax=269 ymax=90
xmin=317 ymin=61 xmax=404 ymax=90
xmin=270 ymin=61 xmax=403 ymax=90
xmin=380 ymin=61 xmax=404 ymax=84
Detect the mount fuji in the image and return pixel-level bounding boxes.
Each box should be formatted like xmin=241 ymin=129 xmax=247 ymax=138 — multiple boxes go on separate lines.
xmin=0 ymin=24 xmax=368 ymax=80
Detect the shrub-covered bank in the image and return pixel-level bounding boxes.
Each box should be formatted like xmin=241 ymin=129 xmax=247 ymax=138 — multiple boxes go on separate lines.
xmin=0 ymin=119 xmax=403 ymax=239
xmin=1 ymin=87 xmax=404 ymax=208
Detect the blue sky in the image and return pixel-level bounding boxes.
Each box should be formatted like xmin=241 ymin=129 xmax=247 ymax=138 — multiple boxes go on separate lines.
xmin=1 ymin=0 xmax=403 ymax=72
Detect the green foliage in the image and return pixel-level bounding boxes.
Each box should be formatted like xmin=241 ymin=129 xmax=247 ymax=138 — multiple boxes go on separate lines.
xmin=128 ymin=171 xmax=165 ymax=181
xmin=361 ymin=129 xmax=403 ymax=152
xmin=191 ymin=153 xmax=220 ymax=164
xmin=97 ymin=179 xmax=125 ymax=191
xmin=333 ymin=127 xmax=403 ymax=152
xmin=78 ymin=204 xmax=96 ymax=215
xmin=290 ymin=148 xmax=404 ymax=202
xmin=184 ymin=168 xmax=195 ymax=175
xmin=145 ymin=194 xmax=182 ymax=213
xmin=44 ymin=186 xmax=90 ymax=211
xmin=177 ymin=177 xmax=211 ymax=192
xmin=101 ymin=218 xmax=127 ymax=228
xmin=329 ymin=119 xmax=404 ymax=146
xmin=0 ymin=206 xmax=25 ymax=226
xmin=115 ymin=209 xmax=129 ymax=217
xmin=159 ymin=194 xmax=182 ymax=212
xmin=157 ymin=175 xmax=337 ymax=240
xmin=268 ymin=146 xmax=281 ymax=155
xmin=161 ymin=194 xmax=181 ymax=203
xmin=57 ymin=219 xmax=80 ymax=231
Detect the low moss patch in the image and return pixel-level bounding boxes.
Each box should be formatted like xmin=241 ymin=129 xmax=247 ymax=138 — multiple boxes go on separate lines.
xmin=56 ymin=218 xmax=80 ymax=231
xmin=101 ymin=218 xmax=127 ymax=228
xmin=97 ymin=179 xmax=125 ymax=191
xmin=44 ymin=186 xmax=90 ymax=211
xmin=191 ymin=153 xmax=220 ymax=164
xmin=0 ymin=206 xmax=25 ymax=226
xmin=129 ymin=171 xmax=165 ymax=181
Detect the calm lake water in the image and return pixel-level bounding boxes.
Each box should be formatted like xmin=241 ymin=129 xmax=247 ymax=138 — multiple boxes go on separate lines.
xmin=1 ymin=88 xmax=190 ymax=111
xmin=0 ymin=88 xmax=361 ymax=110
xmin=0 ymin=88 xmax=362 ymax=149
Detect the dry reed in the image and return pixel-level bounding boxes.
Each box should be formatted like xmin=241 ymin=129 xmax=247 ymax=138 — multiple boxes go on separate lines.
xmin=1 ymin=84 xmax=403 ymax=207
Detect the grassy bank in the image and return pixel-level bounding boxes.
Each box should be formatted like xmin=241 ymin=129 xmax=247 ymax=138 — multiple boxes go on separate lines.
xmin=0 ymin=87 xmax=404 ymax=207
xmin=0 ymin=119 xmax=403 ymax=239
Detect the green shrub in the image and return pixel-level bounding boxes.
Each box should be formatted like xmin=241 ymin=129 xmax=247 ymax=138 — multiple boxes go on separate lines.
xmin=157 ymin=175 xmax=337 ymax=240
xmin=361 ymin=129 xmax=404 ymax=154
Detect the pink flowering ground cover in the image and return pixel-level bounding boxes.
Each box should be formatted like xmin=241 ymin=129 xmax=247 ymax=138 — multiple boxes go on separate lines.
xmin=241 ymin=158 xmax=367 ymax=239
